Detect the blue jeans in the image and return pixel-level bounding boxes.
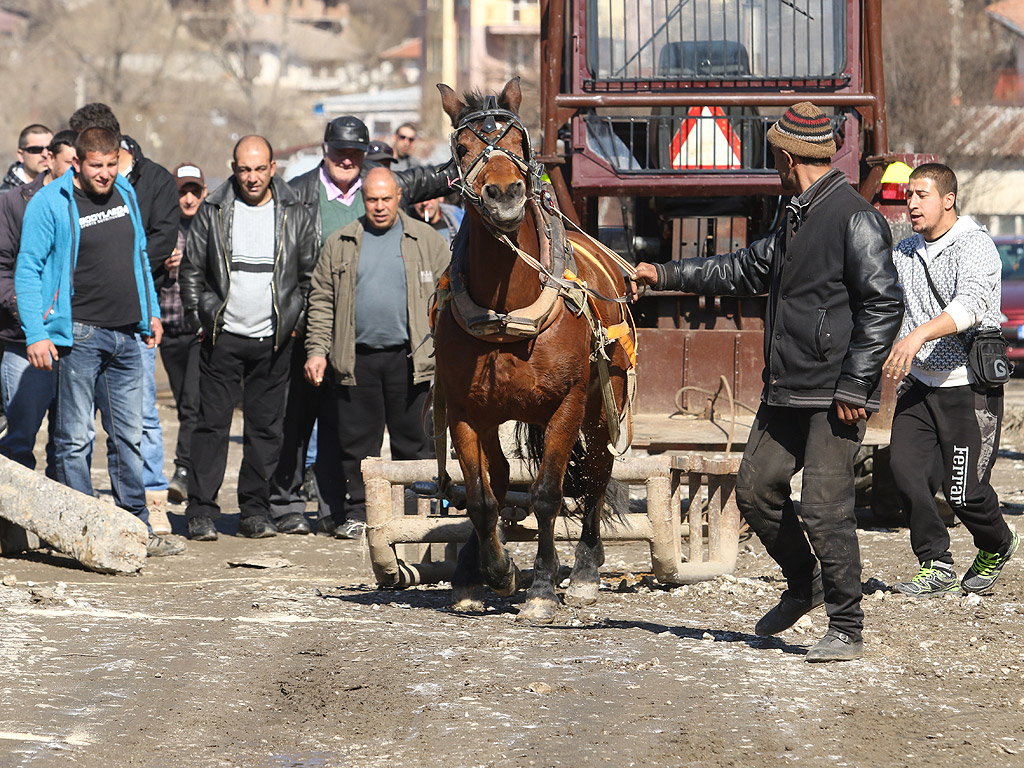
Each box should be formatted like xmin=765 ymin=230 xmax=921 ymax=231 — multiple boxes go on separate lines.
xmin=0 ymin=342 xmax=56 ymax=474
xmin=55 ymin=323 xmax=149 ymax=527
xmin=138 ymin=338 xmax=168 ymax=490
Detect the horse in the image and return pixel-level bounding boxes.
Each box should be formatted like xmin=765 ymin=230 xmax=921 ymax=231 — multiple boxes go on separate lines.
xmin=431 ymin=77 xmax=636 ymax=623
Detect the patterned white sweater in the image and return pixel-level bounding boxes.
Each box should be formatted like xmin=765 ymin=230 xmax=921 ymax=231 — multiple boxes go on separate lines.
xmin=891 ymin=216 xmax=1002 ymax=387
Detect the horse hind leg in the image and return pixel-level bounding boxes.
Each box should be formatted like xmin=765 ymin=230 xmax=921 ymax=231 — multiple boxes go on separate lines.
xmin=452 ymin=534 xmax=486 ymax=612
xmin=565 ymin=421 xmax=619 ymax=606
xmin=518 ymin=416 xmax=584 ymax=624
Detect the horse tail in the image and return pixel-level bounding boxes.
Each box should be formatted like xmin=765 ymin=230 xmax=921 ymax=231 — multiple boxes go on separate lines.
xmin=513 ymin=422 xmax=626 ymax=524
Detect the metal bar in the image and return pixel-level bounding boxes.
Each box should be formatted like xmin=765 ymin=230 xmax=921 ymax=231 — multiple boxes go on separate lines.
xmin=557 ymin=93 xmax=877 ymax=108
xmin=863 ymin=0 xmax=888 ymax=154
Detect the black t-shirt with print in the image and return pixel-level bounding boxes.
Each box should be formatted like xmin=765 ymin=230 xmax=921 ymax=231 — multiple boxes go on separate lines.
xmin=72 ymin=185 xmax=142 ymax=328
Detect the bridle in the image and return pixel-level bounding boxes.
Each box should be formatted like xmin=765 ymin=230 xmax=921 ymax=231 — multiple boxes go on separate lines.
xmin=445 ymin=95 xmax=544 ymax=209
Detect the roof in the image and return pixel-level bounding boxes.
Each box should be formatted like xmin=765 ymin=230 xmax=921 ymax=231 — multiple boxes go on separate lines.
xmin=227 ymin=15 xmax=363 ymax=62
xmin=933 ymin=105 xmax=1024 ymax=159
xmin=988 ymin=0 xmax=1024 ymax=36
xmin=379 ymin=37 xmax=421 ymax=61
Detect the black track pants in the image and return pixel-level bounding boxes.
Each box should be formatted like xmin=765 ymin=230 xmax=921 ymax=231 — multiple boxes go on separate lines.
xmin=889 ymin=380 xmax=1011 ymax=566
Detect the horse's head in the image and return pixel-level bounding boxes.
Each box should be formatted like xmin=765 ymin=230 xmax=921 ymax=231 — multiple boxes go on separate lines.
xmin=438 ymin=77 xmax=535 ymax=234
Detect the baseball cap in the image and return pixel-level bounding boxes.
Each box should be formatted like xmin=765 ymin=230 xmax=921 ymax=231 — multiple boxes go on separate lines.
xmin=366 ymin=141 xmax=396 ymax=165
xmin=174 ymin=163 xmax=205 ymax=191
xmin=324 ymin=115 xmax=369 ymax=151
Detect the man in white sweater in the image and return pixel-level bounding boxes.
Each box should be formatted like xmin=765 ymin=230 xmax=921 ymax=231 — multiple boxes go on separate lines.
xmin=886 ymin=163 xmax=1018 ymax=596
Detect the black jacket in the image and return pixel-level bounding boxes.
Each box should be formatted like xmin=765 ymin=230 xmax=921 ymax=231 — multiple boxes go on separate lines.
xmin=0 ymin=162 xmax=26 ymax=193
xmin=654 ymin=169 xmax=904 ymax=410
xmin=179 ymin=175 xmax=317 ymax=352
xmin=290 ymin=161 xmax=453 ymax=244
xmin=121 ymin=135 xmax=180 ymax=286
xmin=0 ymin=171 xmax=49 ymax=342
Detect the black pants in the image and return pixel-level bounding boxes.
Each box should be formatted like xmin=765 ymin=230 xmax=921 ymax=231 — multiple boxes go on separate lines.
xmin=268 ymin=342 xmax=343 ymax=521
xmin=159 ymin=332 xmax=200 ymax=471
xmin=736 ymin=404 xmax=866 ymax=639
xmin=186 ymin=333 xmax=292 ymax=520
xmin=328 ymin=345 xmax=432 ymax=523
xmin=890 ymin=380 xmax=1011 ymax=566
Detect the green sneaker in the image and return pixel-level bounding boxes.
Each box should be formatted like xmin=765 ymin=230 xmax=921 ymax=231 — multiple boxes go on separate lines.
xmin=961 ymin=531 xmax=1019 ymax=594
xmin=895 ymin=561 xmax=959 ymax=597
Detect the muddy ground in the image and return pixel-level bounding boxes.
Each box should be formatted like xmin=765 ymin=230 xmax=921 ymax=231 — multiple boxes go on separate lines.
xmin=2 ymin=387 xmax=1024 ymax=768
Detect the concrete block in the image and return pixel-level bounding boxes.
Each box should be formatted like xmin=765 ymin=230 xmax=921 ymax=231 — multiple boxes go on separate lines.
xmin=0 ymin=457 xmax=147 ymax=573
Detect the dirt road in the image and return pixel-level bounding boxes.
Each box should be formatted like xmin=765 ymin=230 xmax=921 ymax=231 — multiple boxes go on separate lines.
xmin=2 ymin=394 xmax=1024 ymax=768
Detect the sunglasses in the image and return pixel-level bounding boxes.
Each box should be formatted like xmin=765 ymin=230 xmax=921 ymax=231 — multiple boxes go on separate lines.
xmin=396 ymin=134 xmax=416 ymax=142
xmin=20 ymin=145 xmax=48 ymax=154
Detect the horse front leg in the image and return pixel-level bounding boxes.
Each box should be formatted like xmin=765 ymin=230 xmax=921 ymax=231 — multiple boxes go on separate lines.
xmin=450 ymin=420 xmax=518 ymax=609
xmin=518 ymin=397 xmax=586 ymax=624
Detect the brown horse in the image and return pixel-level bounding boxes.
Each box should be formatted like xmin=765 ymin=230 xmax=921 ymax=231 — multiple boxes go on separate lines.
xmin=433 ymin=78 xmax=635 ymax=622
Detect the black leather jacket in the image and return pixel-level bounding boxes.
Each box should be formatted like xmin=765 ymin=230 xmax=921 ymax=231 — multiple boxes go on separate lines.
xmin=180 ymin=176 xmax=316 ymax=351
xmin=290 ymin=161 xmax=453 ymax=244
xmin=654 ymin=170 xmax=904 ymax=411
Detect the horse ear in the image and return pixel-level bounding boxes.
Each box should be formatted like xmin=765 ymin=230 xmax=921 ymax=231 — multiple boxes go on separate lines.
xmin=437 ymin=83 xmax=466 ymax=127
xmin=499 ymin=77 xmax=522 ymax=114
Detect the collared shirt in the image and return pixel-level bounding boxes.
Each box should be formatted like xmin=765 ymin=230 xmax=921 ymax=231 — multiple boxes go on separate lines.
xmin=319 ymin=165 xmax=361 ymax=204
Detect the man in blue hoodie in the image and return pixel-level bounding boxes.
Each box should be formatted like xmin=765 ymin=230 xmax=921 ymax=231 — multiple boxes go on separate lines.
xmin=14 ymin=126 xmax=185 ymax=557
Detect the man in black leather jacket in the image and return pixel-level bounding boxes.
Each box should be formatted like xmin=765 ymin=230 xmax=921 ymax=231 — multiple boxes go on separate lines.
xmin=634 ymin=103 xmax=904 ymax=662
xmin=272 ymin=115 xmax=456 ymax=537
xmin=179 ymin=136 xmax=316 ymax=542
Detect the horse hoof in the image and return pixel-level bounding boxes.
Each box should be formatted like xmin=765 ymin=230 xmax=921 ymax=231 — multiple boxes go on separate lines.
xmin=516 ymin=598 xmax=559 ymax=624
xmin=451 ymin=584 xmax=486 ymax=612
xmin=565 ymin=581 xmax=599 ymax=606
xmin=491 ymin=563 xmax=520 ymax=597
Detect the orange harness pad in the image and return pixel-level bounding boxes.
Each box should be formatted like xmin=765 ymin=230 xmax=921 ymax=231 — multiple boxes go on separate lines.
xmin=562 ymin=241 xmax=637 ymax=370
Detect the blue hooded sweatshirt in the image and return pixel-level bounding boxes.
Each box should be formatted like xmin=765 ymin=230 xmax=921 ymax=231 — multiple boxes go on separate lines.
xmin=15 ymin=168 xmax=158 ymax=347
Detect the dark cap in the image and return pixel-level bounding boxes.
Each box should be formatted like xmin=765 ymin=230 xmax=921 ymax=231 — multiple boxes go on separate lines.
xmin=324 ymin=115 xmax=369 ymax=151
xmin=174 ymin=163 xmax=206 ymax=191
xmin=366 ymin=141 xmax=396 ymax=165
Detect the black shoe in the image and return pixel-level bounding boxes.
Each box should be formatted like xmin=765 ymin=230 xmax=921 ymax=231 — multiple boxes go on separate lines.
xmin=147 ymin=534 xmax=186 ymax=557
xmin=167 ymin=467 xmax=188 ymax=504
xmin=334 ymin=519 xmax=366 ymax=540
xmin=0 ymin=413 xmax=8 ymax=437
xmin=805 ymin=628 xmax=863 ymax=662
xmin=754 ymin=568 xmax=824 ymax=637
xmin=276 ymin=512 xmax=311 ymax=535
xmin=238 ymin=515 xmax=278 ymax=538
xmin=316 ymin=517 xmax=337 ymax=536
xmin=187 ymin=516 xmax=218 ymax=541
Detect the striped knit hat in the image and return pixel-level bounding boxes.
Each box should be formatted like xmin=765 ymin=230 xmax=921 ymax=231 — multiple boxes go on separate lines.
xmin=766 ymin=102 xmax=836 ymax=159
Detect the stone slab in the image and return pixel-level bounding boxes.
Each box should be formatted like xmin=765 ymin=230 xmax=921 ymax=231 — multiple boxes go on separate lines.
xmin=0 ymin=457 xmax=147 ymax=573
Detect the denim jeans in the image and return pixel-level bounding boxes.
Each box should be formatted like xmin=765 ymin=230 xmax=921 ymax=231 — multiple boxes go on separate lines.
xmin=0 ymin=342 xmax=56 ymax=473
xmin=55 ymin=323 xmax=149 ymax=526
xmin=138 ymin=338 xmax=168 ymax=490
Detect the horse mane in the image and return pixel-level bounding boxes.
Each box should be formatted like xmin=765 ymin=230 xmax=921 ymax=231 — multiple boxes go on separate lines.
xmin=455 ymin=90 xmax=516 ymax=124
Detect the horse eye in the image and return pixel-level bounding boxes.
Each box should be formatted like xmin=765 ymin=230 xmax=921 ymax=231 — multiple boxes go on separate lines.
xmin=456 ymin=145 xmax=469 ymax=158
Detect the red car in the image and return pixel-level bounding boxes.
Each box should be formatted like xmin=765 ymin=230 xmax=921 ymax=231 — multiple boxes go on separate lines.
xmin=997 ymin=235 xmax=1024 ymax=363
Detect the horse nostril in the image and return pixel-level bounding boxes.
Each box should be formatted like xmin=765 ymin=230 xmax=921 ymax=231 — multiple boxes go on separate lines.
xmin=484 ymin=184 xmax=500 ymax=201
xmin=512 ymin=180 xmax=525 ymax=197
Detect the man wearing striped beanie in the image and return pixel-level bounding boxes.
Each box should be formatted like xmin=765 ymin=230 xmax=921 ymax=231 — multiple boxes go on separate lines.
xmin=632 ymin=102 xmax=904 ymax=661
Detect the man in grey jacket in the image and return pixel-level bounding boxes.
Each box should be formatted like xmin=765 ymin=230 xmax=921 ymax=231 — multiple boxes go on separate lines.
xmin=272 ymin=115 xmax=455 ymax=537
xmin=887 ymin=163 xmax=1018 ymax=596
xmin=304 ymin=168 xmax=448 ymax=538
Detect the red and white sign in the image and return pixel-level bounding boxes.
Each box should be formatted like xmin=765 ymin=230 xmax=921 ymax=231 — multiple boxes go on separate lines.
xmin=669 ymin=106 xmax=743 ymax=169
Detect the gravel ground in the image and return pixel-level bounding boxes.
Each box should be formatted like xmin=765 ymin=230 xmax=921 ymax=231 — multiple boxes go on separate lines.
xmin=1 ymin=395 xmax=1023 ymax=768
